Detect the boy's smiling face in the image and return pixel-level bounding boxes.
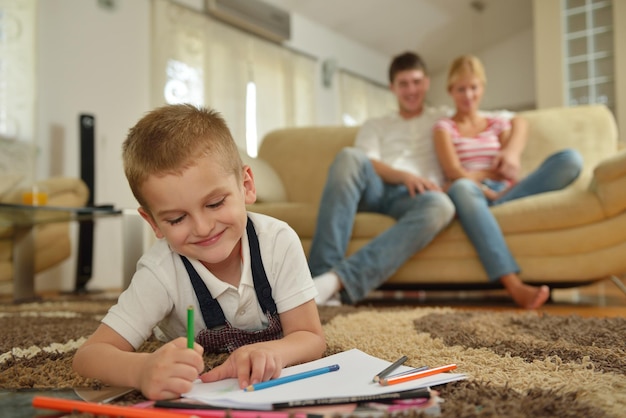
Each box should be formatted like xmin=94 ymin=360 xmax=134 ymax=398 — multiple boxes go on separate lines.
xmin=138 ymin=153 xmax=256 ymax=273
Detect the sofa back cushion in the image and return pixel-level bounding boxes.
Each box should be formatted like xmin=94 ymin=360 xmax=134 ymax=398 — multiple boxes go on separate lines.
xmin=239 ymin=149 xmax=287 ymax=203
xmin=259 ymin=126 xmax=359 ymax=205
xmin=258 ymin=104 xmax=618 ymax=207
xmin=519 ymin=104 xmax=617 ymax=184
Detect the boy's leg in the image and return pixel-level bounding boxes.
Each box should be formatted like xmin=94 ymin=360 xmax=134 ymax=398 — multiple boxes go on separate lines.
xmin=335 ymin=190 xmax=455 ymax=303
xmin=309 ymin=147 xmax=386 ymax=277
xmin=495 ymin=149 xmax=583 ymax=204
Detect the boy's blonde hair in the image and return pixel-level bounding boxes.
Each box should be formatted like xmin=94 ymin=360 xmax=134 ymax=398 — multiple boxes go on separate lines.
xmin=122 ymin=104 xmax=242 ymax=209
xmin=446 ymin=55 xmax=487 ymax=91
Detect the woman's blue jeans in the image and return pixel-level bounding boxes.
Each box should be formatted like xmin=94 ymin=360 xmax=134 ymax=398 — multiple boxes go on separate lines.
xmin=309 ymin=148 xmax=455 ymax=303
xmin=446 ymin=149 xmax=584 ymax=281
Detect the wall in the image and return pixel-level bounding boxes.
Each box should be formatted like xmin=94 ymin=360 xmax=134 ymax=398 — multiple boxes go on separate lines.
xmin=36 ymin=0 xmax=150 ymax=292
xmin=532 ymin=0 xmax=565 ymax=109
xmin=428 ymin=28 xmax=536 ymax=111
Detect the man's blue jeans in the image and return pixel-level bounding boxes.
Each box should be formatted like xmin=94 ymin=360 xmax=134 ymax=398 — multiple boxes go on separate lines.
xmin=309 ymin=148 xmax=455 ymax=303
xmin=447 ymin=149 xmax=584 ymax=281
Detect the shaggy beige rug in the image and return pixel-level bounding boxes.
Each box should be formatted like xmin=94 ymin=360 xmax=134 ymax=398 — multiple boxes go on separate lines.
xmin=1 ymin=299 xmax=625 ymax=417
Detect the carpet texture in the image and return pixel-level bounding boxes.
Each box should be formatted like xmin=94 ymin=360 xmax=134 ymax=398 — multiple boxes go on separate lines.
xmin=1 ymin=299 xmax=625 ymax=417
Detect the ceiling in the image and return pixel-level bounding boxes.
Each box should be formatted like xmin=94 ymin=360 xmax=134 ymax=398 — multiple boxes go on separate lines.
xmin=264 ymin=0 xmax=534 ymax=74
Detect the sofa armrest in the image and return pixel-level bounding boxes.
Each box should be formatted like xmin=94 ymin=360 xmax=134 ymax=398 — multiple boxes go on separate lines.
xmin=593 ymin=148 xmax=626 ymax=182
xmin=589 ymin=149 xmax=626 ymax=216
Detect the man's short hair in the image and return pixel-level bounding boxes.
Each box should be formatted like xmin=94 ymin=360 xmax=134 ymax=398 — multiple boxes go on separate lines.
xmin=388 ymin=52 xmax=428 ymax=83
xmin=122 ymin=104 xmax=242 ymax=209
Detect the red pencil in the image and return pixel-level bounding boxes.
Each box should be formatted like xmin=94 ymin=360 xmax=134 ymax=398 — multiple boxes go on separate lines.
xmin=378 ymin=364 xmax=457 ymax=386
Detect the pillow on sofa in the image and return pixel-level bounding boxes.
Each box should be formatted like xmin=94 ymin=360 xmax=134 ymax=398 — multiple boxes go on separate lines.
xmin=239 ymin=149 xmax=287 ymax=202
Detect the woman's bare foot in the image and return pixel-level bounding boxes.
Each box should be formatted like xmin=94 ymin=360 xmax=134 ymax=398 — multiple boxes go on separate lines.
xmin=500 ymin=274 xmax=550 ymax=309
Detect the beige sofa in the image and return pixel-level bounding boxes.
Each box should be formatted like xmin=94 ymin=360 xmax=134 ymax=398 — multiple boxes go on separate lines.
xmin=246 ymin=104 xmax=626 ymax=290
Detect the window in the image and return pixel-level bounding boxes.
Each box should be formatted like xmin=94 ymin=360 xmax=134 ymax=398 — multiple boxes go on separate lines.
xmin=164 ymin=59 xmax=204 ymax=106
xmin=152 ymin=0 xmax=315 ymax=156
xmin=339 ymin=71 xmax=395 ymax=126
xmin=245 ymin=81 xmax=257 ymax=157
xmin=0 ymin=0 xmax=36 ymax=142
xmin=563 ymin=0 xmax=615 ymax=113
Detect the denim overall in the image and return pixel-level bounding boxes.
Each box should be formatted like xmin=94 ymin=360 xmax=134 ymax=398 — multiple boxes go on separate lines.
xmin=180 ymin=218 xmax=283 ymax=353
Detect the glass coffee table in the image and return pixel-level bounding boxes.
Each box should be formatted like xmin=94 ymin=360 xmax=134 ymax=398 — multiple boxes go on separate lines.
xmin=0 ymin=203 xmax=122 ymax=302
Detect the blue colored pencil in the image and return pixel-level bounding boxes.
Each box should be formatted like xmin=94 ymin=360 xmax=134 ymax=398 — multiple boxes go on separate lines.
xmin=244 ymin=364 xmax=340 ymax=392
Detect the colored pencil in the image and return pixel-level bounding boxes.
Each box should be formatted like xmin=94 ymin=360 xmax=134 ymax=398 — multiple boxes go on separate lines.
xmin=244 ymin=364 xmax=340 ymax=392
xmin=32 ymin=396 xmax=193 ymax=418
xmin=149 ymin=400 xmax=309 ymax=418
xmin=386 ymin=365 xmax=428 ymax=379
xmin=372 ymin=355 xmax=408 ymax=382
xmin=379 ymin=364 xmax=457 ymax=386
xmin=187 ymin=305 xmax=194 ymax=349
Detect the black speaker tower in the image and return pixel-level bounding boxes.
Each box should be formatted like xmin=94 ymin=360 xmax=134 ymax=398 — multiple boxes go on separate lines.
xmin=75 ymin=114 xmax=95 ymax=293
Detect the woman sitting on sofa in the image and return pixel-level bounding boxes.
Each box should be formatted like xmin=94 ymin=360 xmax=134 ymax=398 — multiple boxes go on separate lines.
xmin=433 ymin=55 xmax=583 ymax=309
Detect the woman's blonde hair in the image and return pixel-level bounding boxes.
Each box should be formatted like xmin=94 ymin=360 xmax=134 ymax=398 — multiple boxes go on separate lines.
xmin=446 ymin=55 xmax=487 ymax=91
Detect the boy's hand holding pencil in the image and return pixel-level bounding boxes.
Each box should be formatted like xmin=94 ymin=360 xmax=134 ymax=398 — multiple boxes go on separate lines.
xmin=138 ymin=336 xmax=204 ymax=400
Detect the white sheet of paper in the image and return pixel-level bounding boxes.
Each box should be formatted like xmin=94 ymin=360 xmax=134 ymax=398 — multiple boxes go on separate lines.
xmin=183 ymin=348 xmax=466 ymax=410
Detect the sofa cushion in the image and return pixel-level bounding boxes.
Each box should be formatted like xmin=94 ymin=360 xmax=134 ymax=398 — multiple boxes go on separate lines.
xmin=239 ymin=150 xmax=287 ymax=203
xmin=248 ymin=202 xmax=317 ymax=235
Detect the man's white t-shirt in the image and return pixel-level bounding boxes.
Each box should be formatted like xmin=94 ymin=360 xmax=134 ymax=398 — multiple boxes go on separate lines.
xmin=355 ymin=106 xmax=449 ymax=187
xmin=102 ymin=212 xmax=316 ymax=350
xmin=355 ymin=106 xmax=515 ymax=188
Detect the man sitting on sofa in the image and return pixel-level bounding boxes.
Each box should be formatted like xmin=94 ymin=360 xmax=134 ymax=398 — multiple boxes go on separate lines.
xmin=309 ymin=51 xmax=555 ymax=309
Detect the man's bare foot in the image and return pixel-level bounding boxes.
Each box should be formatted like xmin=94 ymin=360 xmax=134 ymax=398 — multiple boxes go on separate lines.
xmin=500 ymin=274 xmax=550 ymax=309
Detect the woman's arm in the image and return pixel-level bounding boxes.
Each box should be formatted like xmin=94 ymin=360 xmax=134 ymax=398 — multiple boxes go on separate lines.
xmin=492 ymin=116 xmax=527 ymax=181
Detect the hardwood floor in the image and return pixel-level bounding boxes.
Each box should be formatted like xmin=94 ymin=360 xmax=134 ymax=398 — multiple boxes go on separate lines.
xmin=2 ymin=276 xmax=625 ymax=318
xmin=539 ymin=275 xmax=626 ymax=317
xmin=364 ymin=275 xmax=626 ymax=318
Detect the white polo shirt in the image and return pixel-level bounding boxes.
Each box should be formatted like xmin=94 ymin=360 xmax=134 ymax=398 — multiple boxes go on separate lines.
xmin=102 ymin=212 xmax=316 ymax=350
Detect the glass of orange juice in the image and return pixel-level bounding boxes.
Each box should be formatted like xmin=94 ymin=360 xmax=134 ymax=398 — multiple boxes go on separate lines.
xmin=22 ymin=185 xmax=49 ymax=206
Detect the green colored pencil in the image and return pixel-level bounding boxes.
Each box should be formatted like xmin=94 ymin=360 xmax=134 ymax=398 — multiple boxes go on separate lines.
xmin=187 ymin=305 xmax=194 ymax=349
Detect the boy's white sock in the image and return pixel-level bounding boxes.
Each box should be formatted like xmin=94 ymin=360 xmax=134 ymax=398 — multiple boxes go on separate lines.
xmin=313 ymin=272 xmax=341 ymax=304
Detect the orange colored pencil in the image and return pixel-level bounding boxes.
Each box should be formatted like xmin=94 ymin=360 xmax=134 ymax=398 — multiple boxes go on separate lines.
xmin=378 ymin=364 xmax=457 ymax=386
xmin=32 ymin=396 xmax=195 ymax=418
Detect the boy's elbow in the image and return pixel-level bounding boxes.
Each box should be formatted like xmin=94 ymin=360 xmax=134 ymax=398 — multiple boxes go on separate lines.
xmin=313 ymin=332 xmax=327 ymax=358
xmin=72 ymin=349 xmax=85 ymax=376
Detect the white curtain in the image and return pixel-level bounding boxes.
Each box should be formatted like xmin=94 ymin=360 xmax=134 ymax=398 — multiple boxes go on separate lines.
xmin=152 ymin=0 xmax=316 ymax=153
xmin=0 ymin=0 xmax=36 ymax=143
xmin=339 ymin=71 xmax=396 ymax=126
